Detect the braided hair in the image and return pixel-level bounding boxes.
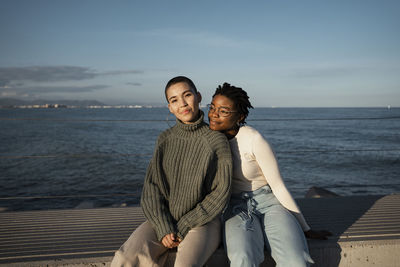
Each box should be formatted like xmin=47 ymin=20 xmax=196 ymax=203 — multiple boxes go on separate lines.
xmin=213 ymin=82 xmax=254 ymax=125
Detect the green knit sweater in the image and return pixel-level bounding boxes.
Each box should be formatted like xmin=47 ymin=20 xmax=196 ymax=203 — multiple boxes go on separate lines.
xmin=140 ymin=111 xmax=232 ymax=241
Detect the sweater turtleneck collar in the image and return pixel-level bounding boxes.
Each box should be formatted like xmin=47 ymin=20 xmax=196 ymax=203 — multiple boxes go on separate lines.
xmin=173 ymin=110 xmax=209 ymax=137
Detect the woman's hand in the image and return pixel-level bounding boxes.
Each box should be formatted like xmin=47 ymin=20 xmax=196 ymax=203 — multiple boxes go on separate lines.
xmin=161 ymin=233 xmax=181 ymax=248
xmin=304 ymin=229 xmax=332 ymax=240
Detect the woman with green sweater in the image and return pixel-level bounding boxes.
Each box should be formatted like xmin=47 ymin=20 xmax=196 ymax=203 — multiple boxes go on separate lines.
xmin=111 ymin=76 xmax=232 ymax=267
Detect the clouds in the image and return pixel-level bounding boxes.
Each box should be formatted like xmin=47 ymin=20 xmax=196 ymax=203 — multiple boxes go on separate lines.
xmin=126 ymin=82 xmax=142 ymax=86
xmin=0 ymin=66 xmax=143 ymax=85
xmin=0 ymin=66 xmax=97 ymax=85
xmin=9 ymin=85 xmax=109 ymax=93
xmin=0 ymin=66 xmax=143 ymax=98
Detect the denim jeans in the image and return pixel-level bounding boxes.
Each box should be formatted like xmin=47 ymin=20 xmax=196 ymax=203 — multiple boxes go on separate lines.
xmin=223 ymin=185 xmax=314 ymax=267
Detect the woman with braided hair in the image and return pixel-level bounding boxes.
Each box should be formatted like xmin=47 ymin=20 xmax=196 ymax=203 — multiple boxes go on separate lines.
xmin=208 ymin=83 xmax=331 ymax=267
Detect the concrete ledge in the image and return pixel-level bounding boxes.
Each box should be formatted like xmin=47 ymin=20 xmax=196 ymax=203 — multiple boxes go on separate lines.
xmin=1 ymin=194 xmax=399 ymax=266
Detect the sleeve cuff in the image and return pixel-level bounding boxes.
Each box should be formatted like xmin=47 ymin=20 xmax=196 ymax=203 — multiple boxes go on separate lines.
xmin=154 ymin=222 xmax=176 ymax=241
xmin=176 ymin=218 xmax=190 ymax=239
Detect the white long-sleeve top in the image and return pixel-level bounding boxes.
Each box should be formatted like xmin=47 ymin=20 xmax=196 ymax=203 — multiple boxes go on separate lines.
xmin=229 ymin=126 xmax=310 ymax=231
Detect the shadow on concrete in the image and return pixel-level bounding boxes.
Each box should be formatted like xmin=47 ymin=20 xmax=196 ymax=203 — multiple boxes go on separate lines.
xmin=296 ymin=195 xmax=384 ymax=267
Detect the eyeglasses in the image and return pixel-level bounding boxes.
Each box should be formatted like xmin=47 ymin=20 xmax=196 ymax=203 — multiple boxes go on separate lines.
xmin=207 ymin=104 xmax=237 ymax=117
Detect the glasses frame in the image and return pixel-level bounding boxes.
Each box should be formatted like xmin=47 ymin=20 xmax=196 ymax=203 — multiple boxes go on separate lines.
xmin=207 ymin=104 xmax=238 ymax=117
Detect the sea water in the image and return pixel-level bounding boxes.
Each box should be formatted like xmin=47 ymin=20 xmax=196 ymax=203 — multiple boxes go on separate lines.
xmin=0 ymin=107 xmax=399 ymax=211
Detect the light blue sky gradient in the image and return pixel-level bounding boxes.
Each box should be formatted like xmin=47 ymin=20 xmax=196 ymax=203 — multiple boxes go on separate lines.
xmin=1 ymin=0 xmax=399 ymax=107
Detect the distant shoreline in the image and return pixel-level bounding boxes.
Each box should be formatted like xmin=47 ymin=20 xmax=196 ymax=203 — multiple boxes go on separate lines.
xmin=0 ymin=105 xmax=398 ymax=109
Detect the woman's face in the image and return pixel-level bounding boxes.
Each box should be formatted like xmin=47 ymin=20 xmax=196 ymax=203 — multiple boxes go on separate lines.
xmin=208 ymin=94 xmax=242 ymax=133
xmin=166 ymin=82 xmax=201 ymax=124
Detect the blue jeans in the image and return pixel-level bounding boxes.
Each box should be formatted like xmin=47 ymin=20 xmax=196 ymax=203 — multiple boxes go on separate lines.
xmin=223 ymin=185 xmax=314 ymax=267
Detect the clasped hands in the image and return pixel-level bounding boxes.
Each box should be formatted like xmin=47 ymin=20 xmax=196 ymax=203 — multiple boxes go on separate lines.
xmin=162 ymin=233 xmax=182 ymax=248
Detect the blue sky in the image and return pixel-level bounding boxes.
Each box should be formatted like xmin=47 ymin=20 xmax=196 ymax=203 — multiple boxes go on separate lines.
xmin=1 ymin=0 xmax=399 ymax=107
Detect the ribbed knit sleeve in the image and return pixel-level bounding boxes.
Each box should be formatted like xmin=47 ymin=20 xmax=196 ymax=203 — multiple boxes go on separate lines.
xmin=140 ymin=134 xmax=176 ymax=241
xmin=176 ymin=133 xmax=232 ymax=238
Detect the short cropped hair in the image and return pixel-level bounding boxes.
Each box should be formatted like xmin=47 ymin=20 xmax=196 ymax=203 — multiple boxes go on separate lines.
xmin=213 ymin=82 xmax=254 ymax=125
xmin=165 ymin=76 xmax=198 ymax=101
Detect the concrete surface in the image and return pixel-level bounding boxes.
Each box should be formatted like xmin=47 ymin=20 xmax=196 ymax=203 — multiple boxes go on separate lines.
xmin=0 ymin=194 xmax=399 ymax=266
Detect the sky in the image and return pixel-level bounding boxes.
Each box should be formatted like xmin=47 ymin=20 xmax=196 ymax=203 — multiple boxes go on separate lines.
xmin=0 ymin=0 xmax=399 ymax=107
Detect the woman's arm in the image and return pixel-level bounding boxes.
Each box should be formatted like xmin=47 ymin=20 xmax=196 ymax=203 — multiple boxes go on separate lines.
xmin=176 ymin=136 xmax=232 ymax=239
xmin=252 ymin=130 xmax=311 ymax=231
xmin=141 ymin=141 xmax=176 ymax=241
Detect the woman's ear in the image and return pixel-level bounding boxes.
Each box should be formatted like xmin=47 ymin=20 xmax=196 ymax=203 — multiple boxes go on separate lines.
xmin=196 ymin=92 xmax=202 ymax=103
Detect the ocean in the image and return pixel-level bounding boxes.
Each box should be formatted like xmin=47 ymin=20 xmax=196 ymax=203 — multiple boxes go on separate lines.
xmin=0 ymin=107 xmax=399 ymax=211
